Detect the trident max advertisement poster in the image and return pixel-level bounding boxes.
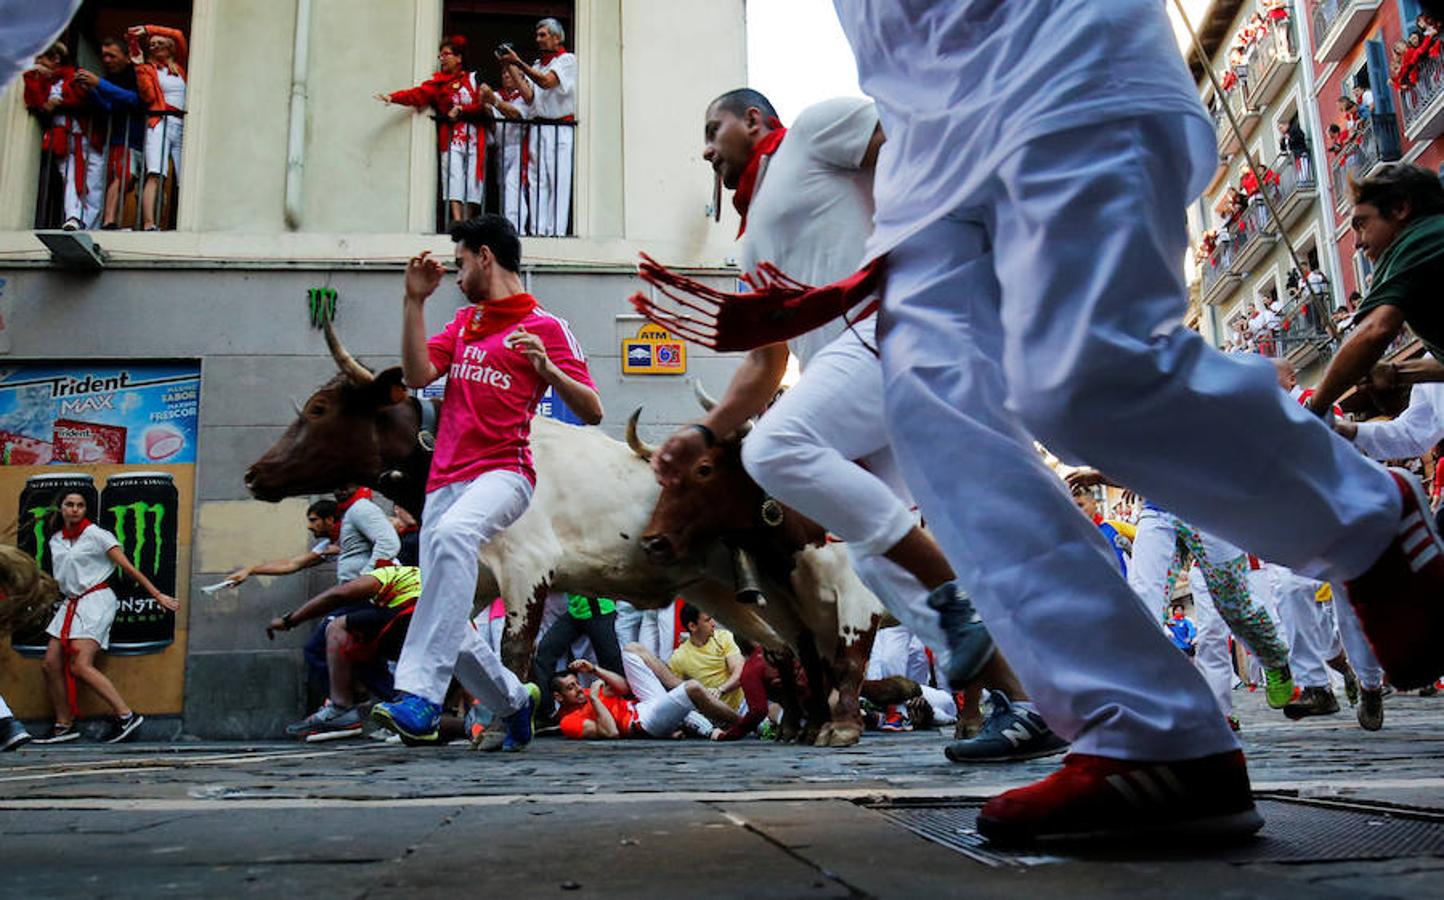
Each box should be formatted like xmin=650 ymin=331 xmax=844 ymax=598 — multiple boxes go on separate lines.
xmin=1 ymin=362 xmax=198 ymax=718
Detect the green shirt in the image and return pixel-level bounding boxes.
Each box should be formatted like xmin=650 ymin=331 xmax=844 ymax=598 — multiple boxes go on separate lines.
xmin=1355 ymin=213 xmax=1444 ymax=360
xmin=566 ymin=593 xmax=616 ymax=619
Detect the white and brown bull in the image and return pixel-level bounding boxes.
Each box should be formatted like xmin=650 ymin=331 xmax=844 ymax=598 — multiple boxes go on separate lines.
xmin=245 ymin=323 xmax=881 ymax=745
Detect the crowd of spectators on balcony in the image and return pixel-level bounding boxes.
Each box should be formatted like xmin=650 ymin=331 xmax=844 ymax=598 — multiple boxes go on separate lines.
xmin=22 ymin=23 xmax=187 ymax=232
xmin=1391 ymin=13 xmax=1442 ymax=108
xmin=378 ymin=17 xmax=577 ymax=236
xmin=1217 ymin=2 xmax=1294 ymax=97
xmin=1219 ymin=264 xmax=1336 ymax=358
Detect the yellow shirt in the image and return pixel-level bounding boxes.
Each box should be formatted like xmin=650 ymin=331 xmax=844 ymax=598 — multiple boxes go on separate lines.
xmin=668 ymin=629 xmax=744 ymax=710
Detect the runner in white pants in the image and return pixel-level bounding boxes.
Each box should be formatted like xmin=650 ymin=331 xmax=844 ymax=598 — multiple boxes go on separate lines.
xmin=1186 ymin=567 xmax=1237 ymax=728
xmin=1 ymin=693 xmax=32 ymax=751
xmin=831 ymin=0 xmax=1444 ymax=844
xmin=649 ymin=89 xmax=1054 ymax=763
xmin=373 ymin=214 xmax=602 ymax=750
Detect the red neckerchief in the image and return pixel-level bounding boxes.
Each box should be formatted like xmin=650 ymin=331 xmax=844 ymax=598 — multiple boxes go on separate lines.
xmin=462 ymin=293 xmax=539 ymax=342
xmin=733 ymin=121 xmax=786 ymax=237
xmin=1091 ymin=513 xmax=1105 ymax=527
xmin=60 ymin=517 xmax=93 ymax=542
xmin=500 ymin=87 xmax=523 ymax=102
xmin=331 ymin=488 xmax=374 ymax=541
xmin=539 ymin=45 xmax=569 ymax=66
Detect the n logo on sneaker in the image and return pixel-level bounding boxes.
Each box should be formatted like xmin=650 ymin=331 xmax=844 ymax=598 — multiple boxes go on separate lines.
xmin=999 ymin=721 xmax=1037 ymax=747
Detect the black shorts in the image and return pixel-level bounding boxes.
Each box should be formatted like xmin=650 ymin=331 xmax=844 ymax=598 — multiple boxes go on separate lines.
xmin=342 ymin=603 xmax=413 ymax=662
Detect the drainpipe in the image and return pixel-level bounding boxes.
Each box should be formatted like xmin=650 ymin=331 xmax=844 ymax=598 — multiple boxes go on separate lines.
xmin=1292 ymin=0 xmax=1346 ymax=299
xmin=284 ymin=0 xmax=313 ymax=230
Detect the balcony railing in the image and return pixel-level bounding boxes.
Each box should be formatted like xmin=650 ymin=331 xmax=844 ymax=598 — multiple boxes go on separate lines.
xmin=433 ymin=113 xmax=576 ymax=237
xmin=1262 ymin=150 xmax=1317 ymax=229
xmin=1328 ymin=112 xmax=1402 ymax=211
xmin=1400 ymin=49 xmax=1444 ymax=141
xmin=1230 ymin=198 xmax=1278 ymax=271
xmin=1244 ymin=18 xmax=1297 ymax=107
xmin=32 ymin=107 xmax=184 ymax=232
xmin=1200 ymin=239 xmax=1238 ymax=299
xmin=1311 ymin=1 xmax=1383 ymax=63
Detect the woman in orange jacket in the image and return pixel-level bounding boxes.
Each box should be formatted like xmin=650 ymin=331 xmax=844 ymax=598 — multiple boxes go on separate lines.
xmin=128 ymin=24 xmax=187 ymax=230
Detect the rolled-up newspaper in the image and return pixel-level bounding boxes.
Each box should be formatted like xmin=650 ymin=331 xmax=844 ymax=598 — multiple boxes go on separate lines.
xmin=200 ymin=579 xmax=240 ymax=596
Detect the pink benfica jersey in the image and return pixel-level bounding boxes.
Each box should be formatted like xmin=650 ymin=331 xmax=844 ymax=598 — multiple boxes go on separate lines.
xmin=425 ymin=302 xmax=594 ymax=491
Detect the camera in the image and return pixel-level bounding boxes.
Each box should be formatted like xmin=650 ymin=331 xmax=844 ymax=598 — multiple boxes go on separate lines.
xmin=494 ymin=42 xmax=514 ymax=58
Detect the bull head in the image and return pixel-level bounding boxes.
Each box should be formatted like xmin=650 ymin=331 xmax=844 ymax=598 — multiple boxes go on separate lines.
xmin=244 ymin=320 xmax=419 ymax=508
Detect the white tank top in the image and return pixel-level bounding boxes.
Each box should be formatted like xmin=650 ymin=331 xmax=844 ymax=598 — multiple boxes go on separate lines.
xmin=156 ymin=67 xmax=186 ymax=110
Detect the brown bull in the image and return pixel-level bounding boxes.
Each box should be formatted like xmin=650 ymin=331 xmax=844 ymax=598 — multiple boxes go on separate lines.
xmin=629 ymin=390 xmax=886 ymax=747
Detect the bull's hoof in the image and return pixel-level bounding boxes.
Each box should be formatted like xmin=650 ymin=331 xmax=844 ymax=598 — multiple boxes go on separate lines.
xmin=820 ymin=723 xmax=861 ymax=747
xmin=799 ymin=724 xmax=822 ymax=746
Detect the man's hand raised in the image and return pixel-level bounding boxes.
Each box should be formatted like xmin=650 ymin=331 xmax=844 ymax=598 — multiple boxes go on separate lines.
xmin=651 ymin=427 xmax=709 ymax=488
xmin=404 ymin=251 xmax=445 ymax=304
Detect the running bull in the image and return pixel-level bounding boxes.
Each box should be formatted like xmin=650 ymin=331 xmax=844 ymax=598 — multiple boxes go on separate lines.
xmin=245 ymin=323 xmax=882 ymax=745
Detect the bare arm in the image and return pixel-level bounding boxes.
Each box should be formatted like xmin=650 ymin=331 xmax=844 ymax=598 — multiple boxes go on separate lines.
xmin=401 ymin=252 xmax=446 ymax=388
xmin=572 ymin=659 xmax=630 ymax=697
xmin=651 ymin=344 xmax=790 ymax=486
xmin=107 ymin=546 xmax=178 ymax=610
xmin=506 ymin=327 xmax=604 ymax=425
xmin=585 ymin=686 xmax=621 ymax=739
xmin=716 ymin=652 xmax=745 ymax=696
xmin=269 ymin=575 xmax=379 ymax=635
xmin=500 ymin=50 xmax=559 ymax=91
xmin=859 ymin=122 xmax=886 ymax=169
xmin=227 ymin=549 xmax=326 ymax=584
xmin=1307 ymin=305 xmax=1407 ymax=415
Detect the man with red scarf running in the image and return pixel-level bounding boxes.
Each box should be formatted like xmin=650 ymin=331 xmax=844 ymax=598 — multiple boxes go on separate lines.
xmin=373 ymin=214 xmax=602 ymax=749
xmin=650 ymin=89 xmax=1060 ymax=763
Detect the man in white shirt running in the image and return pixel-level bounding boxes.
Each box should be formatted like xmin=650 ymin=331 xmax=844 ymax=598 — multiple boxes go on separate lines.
xmin=651 ymin=88 xmax=1062 ymax=763
xmin=824 ymin=0 xmax=1444 ymax=844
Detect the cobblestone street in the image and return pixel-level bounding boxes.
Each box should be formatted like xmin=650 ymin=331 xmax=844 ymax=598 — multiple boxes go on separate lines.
xmin=2 ymin=690 xmax=1442 ymax=898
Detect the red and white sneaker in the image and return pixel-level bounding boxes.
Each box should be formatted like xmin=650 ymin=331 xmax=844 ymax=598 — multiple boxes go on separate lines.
xmin=976 ymin=750 xmax=1262 ymax=845
xmin=1344 ymin=469 xmax=1444 ymax=691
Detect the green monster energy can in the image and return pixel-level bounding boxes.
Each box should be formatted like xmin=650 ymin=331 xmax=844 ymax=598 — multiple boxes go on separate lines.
xmin=99 ymin=472 xmax=179 ymax=655
xmin=12 ymin=473 xmax=99 ymax=657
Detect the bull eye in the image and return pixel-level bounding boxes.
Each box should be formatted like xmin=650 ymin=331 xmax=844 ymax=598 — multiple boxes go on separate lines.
xmin=307 ymin=403 xmax=327 ymax=418
xmin=697 ymin=462 xmax=713 ymax=478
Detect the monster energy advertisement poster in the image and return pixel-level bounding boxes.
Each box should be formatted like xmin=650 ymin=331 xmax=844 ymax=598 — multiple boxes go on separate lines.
xmin=3 ymin=362 xmax=199 ymax=657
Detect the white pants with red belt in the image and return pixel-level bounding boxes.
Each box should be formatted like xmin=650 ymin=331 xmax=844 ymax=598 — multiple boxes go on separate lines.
xmin=874 ymin=113 xmax=1399 ymax=761
xmin=394 ymin=470 xmax=533 ymax=713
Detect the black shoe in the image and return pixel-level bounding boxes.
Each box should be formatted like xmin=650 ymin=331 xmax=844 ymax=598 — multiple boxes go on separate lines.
xmin=1283 ymin=686 xmax=1340 ymax=720
xmin=926 ymin=581 xmax=996 ymax=686
xmin=1 ymin=717 xmax=32 ymax=752
xmin=1357 ymin=688 xmax=1384 ymax=731
xmin=33 ymin=723 xmax=79 ymax=744
xmin=944 ymin=691 xmax=1068 ymax=763
xmin=101 ymin=713 xmax=145 ymax=744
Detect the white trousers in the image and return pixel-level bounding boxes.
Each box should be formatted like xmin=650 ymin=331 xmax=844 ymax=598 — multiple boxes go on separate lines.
xmin=873 ymin=114 xmax=1400 ymax=759
xmin=1271 ymin=565 xmax=1341 ymax=689
xmin=0 ymin=693 xmax=11 ymax=719
xmin=614 ymin=601 xmax=672 ymax=662
xmin=1187 ymin=566 xmax=1235 ymax=718
xmin=500 ymin=136 xmax=528 ymax=233
xmin=528 ymin=124 xmax=573 ymax=236
xmin=56 ymin=146 xmax=88 ymax=224
xmin=442 ymin=140 xmax=483 ymax=205
xmin=742 ymin=322 xmax=955 ymax=679
xmin=82 ymin=142 xmax=106 ymax=227
xmin=394 ymin=470 xmax=533 ymax=711
xmin=621 ymin=650 xmax=712 ymax=737
xmin=144 ymin=119 xmax=182 ymax=178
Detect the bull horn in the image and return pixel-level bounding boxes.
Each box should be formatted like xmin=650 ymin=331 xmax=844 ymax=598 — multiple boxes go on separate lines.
xmin=323 ymin=317 xmax=375 ymax=386
xmin=693 ymin=379 xmax=717 ymax=412
xmin=626 ymin=408 xmax=656 ymax=461
xmin=290 ymin=395 xmax=306 ymax=417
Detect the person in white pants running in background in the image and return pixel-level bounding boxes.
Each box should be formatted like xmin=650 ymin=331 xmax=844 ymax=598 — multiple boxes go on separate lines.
xmin=827 ymin=0 xmax=1444 ymax=845
xmin=1186 ymin=567 xmax=1239 ymax=730
xmin=372 ymin=214 xmax=602 ymax=750
xmin=648 ymin=88 xmax=1061 ymax=764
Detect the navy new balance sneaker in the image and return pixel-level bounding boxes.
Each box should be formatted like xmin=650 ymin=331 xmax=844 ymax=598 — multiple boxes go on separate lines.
xmin=371 ymin=692 xmax=442 ymax=744
xmin=944 ymin=690 xmax=1068 ymax=763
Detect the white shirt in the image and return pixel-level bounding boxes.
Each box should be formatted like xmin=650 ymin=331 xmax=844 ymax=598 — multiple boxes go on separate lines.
xmin=530 ymin=52 xmax=576 ymax=120
xmin=49 ymin=523 xmax=119 ymax=597
xmin=739 ymin=97 xmax=880 ymax=368
xmin=498 ymin=93 xmax=531 ymax=151
xmin=832 ymin=0 xmax=1216 ymax=260
xmin=1353 ymin=381 xmax=1444 ymax=462
xmin=155 ymin=67 xmax=186 ymax=110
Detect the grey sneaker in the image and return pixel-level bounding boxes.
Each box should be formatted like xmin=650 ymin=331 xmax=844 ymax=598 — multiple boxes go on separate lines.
xmin=1284 ymin=686 xmax=1340 ymax=720
xmin=33 ymin=723 xmax=79 ymax=744
xmin=944 ymin=691 xmax=1067 ymax=763
xmin=1 ymin=717 xmax=32 ymax=752
xmin=476 ymin=727 xmax=506 ymax=752
xmin=926 ymin=581 xmax=996 ymax=686
xmin=1357 ymin=687 xmax=1384 ymax=731
xmin=303 ymin=705 xmax=364 ymax=743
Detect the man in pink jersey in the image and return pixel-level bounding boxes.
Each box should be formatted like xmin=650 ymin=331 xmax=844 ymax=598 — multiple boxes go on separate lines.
xmin=373 ymin=214 xmax=602 ymax=749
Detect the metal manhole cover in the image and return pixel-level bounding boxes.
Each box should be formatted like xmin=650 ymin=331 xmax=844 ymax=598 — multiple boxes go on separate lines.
xmin=864 ymin=797 xmax=1444 ymax=867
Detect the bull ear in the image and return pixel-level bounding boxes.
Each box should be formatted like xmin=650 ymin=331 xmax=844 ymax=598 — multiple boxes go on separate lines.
xmin=366 ymin=366 xmax=409 ymax=409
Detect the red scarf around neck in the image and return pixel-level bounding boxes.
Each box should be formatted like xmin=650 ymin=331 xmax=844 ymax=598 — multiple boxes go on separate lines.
xmin=732 ymin=121 xmax=786 ymax=237
xmin=331 ymin=488 xmax=373 ymax=541
xmin=60 ymin=517 xmax=93 ymax=542
xmin=539 ymin=45 xmax=570 ymax=66
xmin=462 ymin=293 xmax=539 ymax=342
